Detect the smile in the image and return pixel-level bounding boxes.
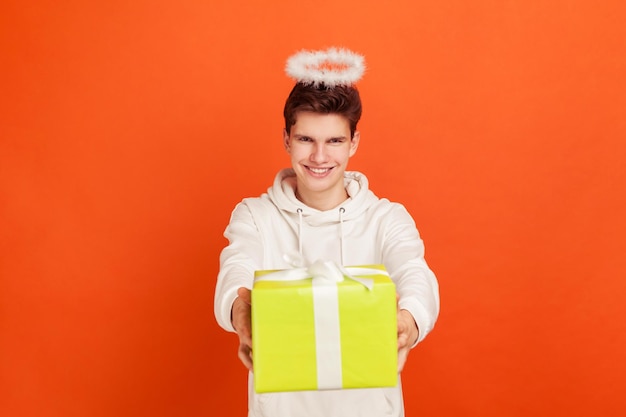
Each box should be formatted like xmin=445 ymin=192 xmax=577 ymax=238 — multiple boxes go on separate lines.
xmin=306 ymin=166 xmax=333 ymax=175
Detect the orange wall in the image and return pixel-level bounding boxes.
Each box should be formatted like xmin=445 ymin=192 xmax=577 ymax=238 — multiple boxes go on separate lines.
xmin=2 ymin=1 xmax=625 ymax=416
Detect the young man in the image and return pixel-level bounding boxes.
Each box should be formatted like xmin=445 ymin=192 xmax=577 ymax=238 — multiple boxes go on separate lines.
xmin=214 ymin=48 xmax=440 ymax=417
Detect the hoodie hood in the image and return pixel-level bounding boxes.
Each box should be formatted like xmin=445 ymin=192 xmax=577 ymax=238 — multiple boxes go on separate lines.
xmin=267 ymin=168 xmax=378 ymax=227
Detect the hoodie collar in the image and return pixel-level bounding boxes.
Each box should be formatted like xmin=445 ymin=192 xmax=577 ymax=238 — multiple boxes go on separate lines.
xmin=267 ymin=168 xmax=377 ymax=225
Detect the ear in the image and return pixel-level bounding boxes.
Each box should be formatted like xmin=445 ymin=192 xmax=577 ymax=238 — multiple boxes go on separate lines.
xmin=283 ymin=129 xmax=291 ymax=153
xmin=349 ymin=131 xmax=360 ymax=157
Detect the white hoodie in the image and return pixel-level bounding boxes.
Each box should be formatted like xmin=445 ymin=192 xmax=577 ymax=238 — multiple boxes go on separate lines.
xmin=214 ymin=169 xmax=440 ymax=417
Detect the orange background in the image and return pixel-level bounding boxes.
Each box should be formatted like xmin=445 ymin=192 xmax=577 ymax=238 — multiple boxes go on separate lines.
xmin=1 ymin=1 xmax=625 ymax=416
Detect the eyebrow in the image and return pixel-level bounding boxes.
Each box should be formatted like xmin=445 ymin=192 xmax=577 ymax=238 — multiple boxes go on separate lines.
xmin=293 ymin=134 xmax=348 ymax=141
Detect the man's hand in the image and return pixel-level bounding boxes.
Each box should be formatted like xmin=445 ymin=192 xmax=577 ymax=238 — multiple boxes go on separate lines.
xmin=397 ymin=301 xmax=419 ymax=373
xmin=232 ymin=287 xmax=253 ymax=371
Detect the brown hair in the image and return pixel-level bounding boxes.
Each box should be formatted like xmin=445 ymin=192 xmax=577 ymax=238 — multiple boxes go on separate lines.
xmin=283 ymin=83 xmax=362 ymax=138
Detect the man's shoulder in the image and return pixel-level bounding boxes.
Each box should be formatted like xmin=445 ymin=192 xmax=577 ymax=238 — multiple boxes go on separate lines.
xmin=240 ymin=194 xmax=280 ymax=215
xmin=363 ymin=198 xmax=415 ymax=226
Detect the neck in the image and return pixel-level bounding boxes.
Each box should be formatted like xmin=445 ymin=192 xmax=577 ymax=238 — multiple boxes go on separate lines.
xmin=295 ymin=187 xmax=348 ymax=211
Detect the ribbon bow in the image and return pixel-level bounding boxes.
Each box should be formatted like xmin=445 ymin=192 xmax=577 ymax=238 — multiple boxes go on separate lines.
xmin=254 ymin=259 xmax=386 ymax=290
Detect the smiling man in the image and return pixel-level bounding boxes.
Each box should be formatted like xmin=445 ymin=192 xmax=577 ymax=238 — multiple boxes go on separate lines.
xmin=214 ymin=47 xmax=440 ymax=417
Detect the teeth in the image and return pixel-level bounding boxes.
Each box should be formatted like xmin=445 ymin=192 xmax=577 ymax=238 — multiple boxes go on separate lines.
xmin=309 ymin=167 xmax=329 ymax=174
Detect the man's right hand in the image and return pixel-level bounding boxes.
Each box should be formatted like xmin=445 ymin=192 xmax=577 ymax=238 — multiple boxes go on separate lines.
xmin=232 ymin=287 xmax=253 ymax=371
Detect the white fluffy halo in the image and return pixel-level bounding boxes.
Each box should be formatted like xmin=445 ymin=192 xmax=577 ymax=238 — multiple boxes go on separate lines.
xmin=285 ymin=47 xmax=365 ymax=88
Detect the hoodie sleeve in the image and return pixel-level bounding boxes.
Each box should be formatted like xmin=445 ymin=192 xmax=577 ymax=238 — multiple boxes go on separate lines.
xmin=214 ymin=201 xmax=265 ymax=333
xmin=381 ymin=203 xmax=440 ymax=345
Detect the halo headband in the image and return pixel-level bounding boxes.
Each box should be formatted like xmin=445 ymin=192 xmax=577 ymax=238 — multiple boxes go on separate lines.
xmin=285 ymin=47 xmax=365 ymax=88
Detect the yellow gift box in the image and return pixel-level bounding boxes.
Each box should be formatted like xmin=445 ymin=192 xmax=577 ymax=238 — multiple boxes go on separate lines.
xmin=251 ymin=263 xmax=397 ymax=393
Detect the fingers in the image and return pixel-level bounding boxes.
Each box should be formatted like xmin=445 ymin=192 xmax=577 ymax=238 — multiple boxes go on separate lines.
xmin=232 ymin=287 xmax=252 ymax=335
xmin=397 ymin=309 xmax=419 ymax=347
xmin=396 ymin=309 xmax=418 ymax=373
xmin=397 ymin=313 xmax=408 ymax=372
xmin=397 ymin=326 xmax=410 ymax=349
xmin=397 ymin=346 xmax=409 ymax=373
xmin=237 ymin=287 xmax=252 ymax=305
xmin=236 ymin=323 xmax=253 ymax=371
xmin=232 ymin=298 xmax=251 ymax=333
xmin=238 ymin=342 xmax=253 ymax=371
xmin=234 ymin=287 xmax=253 ymax=370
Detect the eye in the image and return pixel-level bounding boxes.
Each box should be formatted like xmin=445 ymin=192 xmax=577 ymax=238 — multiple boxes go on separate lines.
xmin=298 ymin=136 xmax=312 ymax=142
xmin=329 ymin=137 xmax=345 ymax=144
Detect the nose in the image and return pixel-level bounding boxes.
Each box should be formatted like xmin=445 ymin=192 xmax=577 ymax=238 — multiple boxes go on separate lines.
xmin=310 ymin=142 xmax=328 ymax=163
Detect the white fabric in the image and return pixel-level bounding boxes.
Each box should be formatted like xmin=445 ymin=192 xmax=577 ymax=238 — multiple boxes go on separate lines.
xmin=214 ymin=169 xmax=440 ymax=417
xmin=254 ymin=261 xmax=378 ymax=290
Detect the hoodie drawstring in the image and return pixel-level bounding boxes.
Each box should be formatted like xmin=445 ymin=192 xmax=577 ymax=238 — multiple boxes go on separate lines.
xmin=339 ymin=207 xmax=346 ymax=265
xmin=296 ymin=208 xmax=303 ymax=259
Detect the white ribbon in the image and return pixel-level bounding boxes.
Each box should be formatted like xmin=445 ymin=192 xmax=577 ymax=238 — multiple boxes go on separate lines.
xmin=255 ymin=260 xmax=388 ymax=390
xmin=254 ymin=260 xmax=386 ymax=290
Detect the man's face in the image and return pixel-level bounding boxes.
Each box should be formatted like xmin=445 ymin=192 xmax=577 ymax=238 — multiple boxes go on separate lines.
xmin=283 ymin=111 xmax=359 ymax=207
